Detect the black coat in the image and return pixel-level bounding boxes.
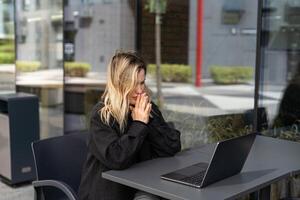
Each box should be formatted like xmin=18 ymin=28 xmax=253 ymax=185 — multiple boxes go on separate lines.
xmin=78 ymin=101 xmax=181 ymax=200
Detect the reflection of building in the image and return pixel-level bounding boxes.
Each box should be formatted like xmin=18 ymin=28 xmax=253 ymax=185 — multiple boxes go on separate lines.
xmin=65 ymin=0 xmax=259 ymax=81
xmin=0 ymin=1 xmax=14 ymax=39
xmin=64 ymin=0 xmax=136 ymax=73
xmin=15 ymin=1 xmax=63 ymax=69
xmin=262 ymin=0 xmax=300 ymax=85
xmin=199 ymin=0 xmax=257 ymax=78
xmin=2 ymin=0 xmax=298 ymax=139
xmin=14 ymin=0 xmax=64 ymax=139
xmin=0 ymin=1 xmax=15 ymax=92
xmin=142 ymin=0 xmax=257 ymax=80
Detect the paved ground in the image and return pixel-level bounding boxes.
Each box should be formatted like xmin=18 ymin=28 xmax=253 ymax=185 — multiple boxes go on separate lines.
xmin=0 ymin=181 xmax=33 ymax=200
xmin=0 ymin=79 xmax=284 ymax=199
xmin=148 ymin=80 xmax=281 ymax=119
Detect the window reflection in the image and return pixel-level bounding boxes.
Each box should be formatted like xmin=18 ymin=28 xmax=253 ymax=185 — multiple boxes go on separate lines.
xmin=0 ymin=0 xmax=15 ymax=93
xmin=60 ymin=0 xmax=258 ymax=150
xmin=258 ymin=1 xmax=300 ymax=197
xmin=15 ymin=0 xmax=63 ymax=139
xmin=259 ymin=0 xmax=300 ymax=140
xmin=138 ymin=0 xmax=257 ymax=148
xmin=64 ymin=0 xmax=135 ymax=133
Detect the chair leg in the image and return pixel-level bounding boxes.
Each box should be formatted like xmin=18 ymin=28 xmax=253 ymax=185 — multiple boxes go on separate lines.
xmin=259 ymin=185 xmax=271 ymax=200
xmin=34 ymin=187 xmax=45 ymax=200
xmin=287 ymin=178 xmax=291 ymax=198
xmin=282 ymin=177 xmax=300 ymax=200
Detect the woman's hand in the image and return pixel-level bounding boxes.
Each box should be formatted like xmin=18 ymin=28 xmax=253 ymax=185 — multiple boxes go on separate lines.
xmin=131 ymin=93 xmax=152 ymax=124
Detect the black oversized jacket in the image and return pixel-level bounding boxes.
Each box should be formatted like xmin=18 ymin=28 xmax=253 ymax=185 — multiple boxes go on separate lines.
xmin=78 ymin=101 xmax=181 ymax=200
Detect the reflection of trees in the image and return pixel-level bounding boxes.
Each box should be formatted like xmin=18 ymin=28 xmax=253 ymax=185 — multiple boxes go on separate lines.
xmin=146 ymin=0 xmax=167 ymax=108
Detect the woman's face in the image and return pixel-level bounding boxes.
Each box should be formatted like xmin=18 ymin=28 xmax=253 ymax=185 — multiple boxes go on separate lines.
xmin=129 ymin=69 xmax=146 ymax=106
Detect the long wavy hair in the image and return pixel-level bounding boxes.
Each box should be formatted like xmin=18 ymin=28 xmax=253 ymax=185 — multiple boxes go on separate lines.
xmin=99 ymin=51 xmax=151 ymax=133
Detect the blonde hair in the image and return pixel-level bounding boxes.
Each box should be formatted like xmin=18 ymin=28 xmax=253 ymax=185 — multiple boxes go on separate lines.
xmin=99 ymin=51 xmax=151 ymax=133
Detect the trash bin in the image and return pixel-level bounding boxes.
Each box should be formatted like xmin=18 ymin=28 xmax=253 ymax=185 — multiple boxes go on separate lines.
xmin=0 ymin=92 xmax=39 ymax=185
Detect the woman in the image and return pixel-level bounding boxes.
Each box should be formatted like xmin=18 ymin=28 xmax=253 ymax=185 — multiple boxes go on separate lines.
xmin=78 ymin=51 xmax=181 ymax=200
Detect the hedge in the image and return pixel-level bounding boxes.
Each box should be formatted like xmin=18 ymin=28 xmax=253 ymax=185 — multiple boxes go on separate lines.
xmin=0 ymin=40 xmax=15 ymax=64
xmin=210 ymin=65 xmax=254 ymax=84
xmin=0 ymin=44 xmax=14 ymax=52
xmin=16 ymin=60 xmax=41 ymax=72
xmin=0 ymin=52 xmax=15 ymax=64
xmin=64 ymin=62 xmax=91 ymax=77
xmin=148 ymin=64 xmax=192 ymax=83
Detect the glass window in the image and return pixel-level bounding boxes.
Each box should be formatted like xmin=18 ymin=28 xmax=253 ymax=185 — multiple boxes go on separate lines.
xmin=15 ymin=0 xmax=63 ymax=139
xmin=0 ymin=0 xmax=15 ymax=93
xmin=257 ymin=1 xmax=300 ymax=199
xmin=259 ymin=0 xmax=300 ymax=141
xmin=64 ymin=0 xmax=135 ymax=133
xmin=140 ymin=0 xmax=257 ymax=149
xmin=62 ymin=0 xmax=258 ymax=149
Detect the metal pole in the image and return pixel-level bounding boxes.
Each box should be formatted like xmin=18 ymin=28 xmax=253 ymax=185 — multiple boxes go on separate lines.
xmin=253 ymin=0 xmax=264 ymax=132
xmin=155 ymin=12 xmax=163 ymax=107
xmin=195 ymin=0 xmax=203 ymax=87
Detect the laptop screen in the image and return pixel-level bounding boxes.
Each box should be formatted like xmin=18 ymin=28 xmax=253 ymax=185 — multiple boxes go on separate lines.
xmin=161 ymin=133 xmax=256 ymax=188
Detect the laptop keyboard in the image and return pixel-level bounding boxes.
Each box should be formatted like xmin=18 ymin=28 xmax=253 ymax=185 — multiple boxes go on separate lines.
xmin=181 ymin=170 xmax=206 ymax=185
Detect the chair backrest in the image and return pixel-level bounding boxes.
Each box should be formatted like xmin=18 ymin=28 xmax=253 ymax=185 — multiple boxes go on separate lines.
xmin=32 ymin=132 xmax=88 ymax=199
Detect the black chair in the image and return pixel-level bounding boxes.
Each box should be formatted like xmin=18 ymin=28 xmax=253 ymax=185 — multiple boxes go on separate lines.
xmin=31 ymin=132 xmax=89 ymax=200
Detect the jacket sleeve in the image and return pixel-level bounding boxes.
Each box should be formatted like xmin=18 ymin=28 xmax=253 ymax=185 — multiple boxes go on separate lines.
xmin=147 ymin=103 xmax=181 ymax=157
xmin=88 ymin=104 xmax=148 ymax=170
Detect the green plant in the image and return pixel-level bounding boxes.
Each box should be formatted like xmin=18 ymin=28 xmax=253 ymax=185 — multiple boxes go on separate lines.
xmin=0 ymin=40 xmax=15 ymax=64
xmin=0 ymin=44 xmax=14 ymax=52
xmin=162 ymin=108 xmax=207 ymax=150
xmin=269 ymin=124 xmax=300 ymax=142
xmin=64 ymin=62 xmax=91 ymax=77
xmin=210 ymin=65 xmax=253 ymax=84
xmin=278 ymin=130 xmax=300 ymax=142
xmin=145 ymin=0 xmax=167 ymax=14
xmin=16 ymin=60 xmax=41 ymax=72
xmin=148 ymin=64 xmax=192 ymax=82
xmin=206 ymin=114 xmax=252 ymax=142
xmin=0 ymin=52 xmax=15 ymax=64
xmin=145 ymin=0 xmax=169 ymax=108
xmin=0 ymin=38 xmax=12 ymax=45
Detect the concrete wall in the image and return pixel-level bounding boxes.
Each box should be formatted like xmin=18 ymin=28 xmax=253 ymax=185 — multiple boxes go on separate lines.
xmin=141 ymin=0 xmax=259 ymax=80
xmin=16 ymin=1 xmax=62 ymax=69
xmin=189 ymin=0 xmax=258 ymax=78
xmin=65 ymin=0 xmax=135 ymax=73
xmin=65 ymin=0 xmax=289 ymax=84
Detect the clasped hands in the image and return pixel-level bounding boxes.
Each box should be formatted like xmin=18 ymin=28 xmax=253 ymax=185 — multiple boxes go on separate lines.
xmin=131 ymin=93 xmax=152 ymax=124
